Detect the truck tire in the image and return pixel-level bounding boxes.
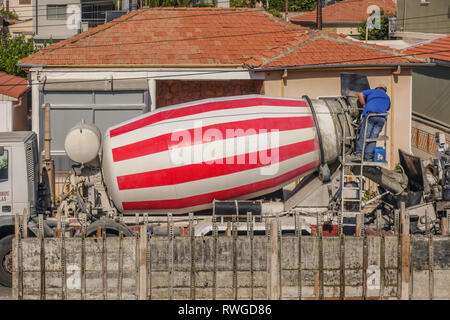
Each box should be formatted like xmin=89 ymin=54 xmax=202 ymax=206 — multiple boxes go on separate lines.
xmin=0 ymin=234 xmax=14 ymax=287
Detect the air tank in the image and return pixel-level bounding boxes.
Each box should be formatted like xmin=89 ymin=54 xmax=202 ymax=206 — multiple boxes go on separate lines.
xmin=101 ymin=95 xmax=351 ymax=214
xmin=65 ymin=120 xmax=102 ymax=165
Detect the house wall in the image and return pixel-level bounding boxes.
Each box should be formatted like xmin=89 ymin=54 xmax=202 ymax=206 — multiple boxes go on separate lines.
xmin=289 ymin=23 xmax=360 ymax=37
xmin=9 ymin=19 xmax=33 ymax=39
xmin=397 ymin=0 xmax=450 ymax=34
xmin=0 ymin=101 xmax=14 ymax=132
xmin=33 ymin=0 xmax=81 ymax=42
xmin=156 ymin=80 xmax=264 ymax=108
xmin=262 ymin=68 xmax=413 ymax=168
xmin=8 ymin=0 xmax=32 ymax=20
xmin=0 ymin=93 xmax=28 ymax=132
xmin=411 ymin=65 xmax=450 ymax=132
xmin=12 ymin=93 xmax=29 ymax=131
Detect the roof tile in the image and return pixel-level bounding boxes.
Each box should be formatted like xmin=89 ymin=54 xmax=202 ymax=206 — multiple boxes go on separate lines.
xmin=20 ymin=7 xmax=421 ymax=69
xmin=403 ymin=35 xmax=450 ymax=63
xmin=0 ymin=72 xmax=28 ymax=99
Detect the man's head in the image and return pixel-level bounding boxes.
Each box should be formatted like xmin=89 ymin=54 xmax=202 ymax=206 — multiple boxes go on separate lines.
xmin=375 ymin=84 xmax=387 ymax=92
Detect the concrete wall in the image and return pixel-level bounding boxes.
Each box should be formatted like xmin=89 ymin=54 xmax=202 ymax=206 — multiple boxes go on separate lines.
xmin=397 ymin=0 xmax=450 ymax=34
xmin=12 ymin=232 xmax=450 ymax=300
xmin=262 ymin=68 xmax=413 ymax=168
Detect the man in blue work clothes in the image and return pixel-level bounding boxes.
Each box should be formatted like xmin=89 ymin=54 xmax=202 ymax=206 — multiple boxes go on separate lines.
xmin=348 ymin=84 xmax=390 ymax=162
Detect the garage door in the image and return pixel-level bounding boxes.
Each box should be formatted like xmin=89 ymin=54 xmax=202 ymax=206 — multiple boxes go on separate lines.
xmin=41 ymin=90 xmax=149 ymax=171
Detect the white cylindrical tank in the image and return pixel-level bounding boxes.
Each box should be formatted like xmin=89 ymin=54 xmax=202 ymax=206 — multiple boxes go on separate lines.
xmin=65 ymin=120 xmax=102 ymax=165
xmin=102 ymin=95 xmax=345 ymax=214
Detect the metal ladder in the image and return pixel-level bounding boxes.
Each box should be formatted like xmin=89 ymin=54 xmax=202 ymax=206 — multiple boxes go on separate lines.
xmin=339 ymin=112 xmax=389 ymax=235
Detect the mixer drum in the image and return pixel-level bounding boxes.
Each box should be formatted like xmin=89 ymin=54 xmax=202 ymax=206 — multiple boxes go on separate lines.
xmin=102 ymin=95 xmax=330 ymax=214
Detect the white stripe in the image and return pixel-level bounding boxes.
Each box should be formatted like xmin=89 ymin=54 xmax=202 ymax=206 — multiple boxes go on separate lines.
xmin=107 ymin=94 xmax=306 ymax=132
xmin=110 ymin=105 xmax=313 ymax=149
xmin=112 ymin=127 xmax=317 ymax=176
xmin=117 ymin=149 xmax=320 ymax=202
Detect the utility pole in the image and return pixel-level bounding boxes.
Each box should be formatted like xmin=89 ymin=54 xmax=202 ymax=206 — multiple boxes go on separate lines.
xmin=285 ymin=0 xmax=289 ymax=22
xmin=365 ymin=22 xmax=369 ymax=43
xmin=316 ymin=0 xmax=322 ymax=30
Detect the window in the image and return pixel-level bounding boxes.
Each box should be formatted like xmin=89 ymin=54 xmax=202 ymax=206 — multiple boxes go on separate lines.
xmin=47 ymin=4 xmax=67 ymax=20
xmin=0 ymin=149 xmax=8 ymax=182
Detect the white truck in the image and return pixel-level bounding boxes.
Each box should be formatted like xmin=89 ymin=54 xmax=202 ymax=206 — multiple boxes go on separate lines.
xmin=0 ymin=75 xmax=448 ymax=287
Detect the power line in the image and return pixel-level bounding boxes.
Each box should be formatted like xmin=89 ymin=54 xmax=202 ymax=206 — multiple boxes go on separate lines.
xmin=4 ymin=7 xmax=267 ymax=29
xmin=3 ymin=3 xmax=450 ymax=33
xmin=2 ymin=0 xmax=235 ymax=14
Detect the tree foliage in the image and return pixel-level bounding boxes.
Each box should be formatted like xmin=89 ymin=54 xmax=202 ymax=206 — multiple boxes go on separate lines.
xmin=0 ymin=34 xmax=41 ymax=78
xmin=143 ymin=0 xmax=217 ymax=7
xmin=0 ymin=9 xmax=19 ymax=20
xmin=358 ymin=14 xmax=390 ymax=40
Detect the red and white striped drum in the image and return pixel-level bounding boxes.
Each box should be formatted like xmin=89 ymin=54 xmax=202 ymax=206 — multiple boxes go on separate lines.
xmin=102 ymin=95 xmax=325 ymax=214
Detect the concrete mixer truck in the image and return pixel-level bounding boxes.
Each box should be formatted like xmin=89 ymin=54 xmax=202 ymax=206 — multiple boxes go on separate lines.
xmin=0 ymin=74 xmax=448 ymax=287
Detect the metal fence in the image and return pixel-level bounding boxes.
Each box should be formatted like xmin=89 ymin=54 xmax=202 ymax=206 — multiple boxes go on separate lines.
xmin=411 ymin=127 xmax=449 ymax=154
xmin=11 ymin=210 xmax=450 ymax=300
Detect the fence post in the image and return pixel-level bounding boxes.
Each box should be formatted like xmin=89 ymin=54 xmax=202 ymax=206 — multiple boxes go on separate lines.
xmin=14 ymin=213 xmax=23 ymax=300
xmin=400 ymin=202 xmax=410 ymax=300
xmin=38 ymin=214 xmax=46 ymax=300
xmin=441 ymin=211 xmax=448 ymax=236
xmin=22 ymin=208 xmax=28 ymax=238
xmin=139 ymin=225 xmax=147 ymax=300
xmin=269 ymin=219 xmax=279 ymax=300
xmin=428 ymin=234 xmax=434 ymax=300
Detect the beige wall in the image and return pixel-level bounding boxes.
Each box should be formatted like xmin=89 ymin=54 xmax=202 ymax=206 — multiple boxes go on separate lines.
xmin=262 ymin=68 xmax=413 ymax=168
xmin=12 ymin=93 xmax=29 ymax=131
xmin=8 ymin=0 xmax=33 ymax=20
xmin=9 ymin=19 xmax=33 ymax=40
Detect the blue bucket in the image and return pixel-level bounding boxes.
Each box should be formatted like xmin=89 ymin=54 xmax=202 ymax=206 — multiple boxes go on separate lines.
xmin=374 ymin=147 xmax=386 ymax=162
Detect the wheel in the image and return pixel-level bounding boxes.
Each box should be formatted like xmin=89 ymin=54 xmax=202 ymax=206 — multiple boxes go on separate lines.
xmin=0 ymin=234 xmax=14 ymax=287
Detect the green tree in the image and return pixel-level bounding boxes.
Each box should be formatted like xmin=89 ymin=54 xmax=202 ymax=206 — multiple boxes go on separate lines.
xmin=266 ymin=0 xmax=316 ymax=12
xmin=0 ymin=8 xmax=19 ymax=20
xmin=358 ymin=15 xmax=390 ymax=40
xmin=0 ymin=34 xmax=40 ymax=78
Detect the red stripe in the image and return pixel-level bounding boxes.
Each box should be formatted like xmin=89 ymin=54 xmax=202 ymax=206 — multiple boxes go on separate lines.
xmin=122 ymin=160 xmax=320 ymax=210
xmin=110 ymin=97 xmax=308 ymax=138
xmin=112 ymin=116 xmax=315 ymax=162
xmin=117 ymin=139 xmax=318 ymax=190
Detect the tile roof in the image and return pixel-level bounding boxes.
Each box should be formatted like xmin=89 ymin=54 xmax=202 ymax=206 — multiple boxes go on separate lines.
xmin=247 ymin=31 xmax=422 ymax=68
xmin=0 ymin=72 xmax=29 ymax=99
xmin=291 ymin=0 xmax=397 ymax=24
xmin=403 ymin=34 xmax=450 ymax=63
xmin=20 ymin=8 xmax=303 ymax=66
xmin=19 ymin=7 xmax=421 ymax=69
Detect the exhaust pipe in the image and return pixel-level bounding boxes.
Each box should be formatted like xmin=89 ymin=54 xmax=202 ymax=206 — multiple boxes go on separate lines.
xmin=43 ymin=103 xmax=55 ymax=209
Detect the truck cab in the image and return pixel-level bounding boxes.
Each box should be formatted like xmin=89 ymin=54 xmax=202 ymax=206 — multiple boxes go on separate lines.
xmin=0 ymin=132 xmax=39 ymax=218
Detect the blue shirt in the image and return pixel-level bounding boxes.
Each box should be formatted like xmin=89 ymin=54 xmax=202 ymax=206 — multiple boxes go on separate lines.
xmin=362 ymin=89 xmax=391 ymax=116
